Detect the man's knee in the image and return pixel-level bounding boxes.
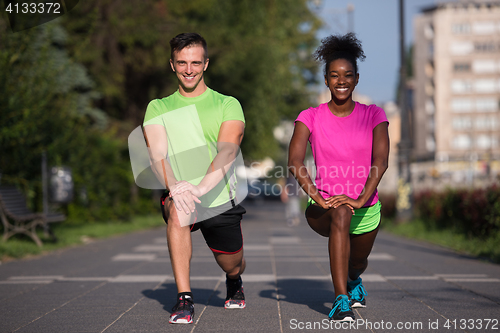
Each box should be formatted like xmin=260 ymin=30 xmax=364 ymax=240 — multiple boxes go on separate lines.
xmin=226 ymin=257 xmax=245 ymax=276
xmin=166 ymin=201 xmax=195 ymax=229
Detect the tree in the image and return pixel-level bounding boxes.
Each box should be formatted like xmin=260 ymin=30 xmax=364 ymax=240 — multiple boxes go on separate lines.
xmin=0 ymin=19 xmax=143 ymax=221
xmin=62 ymin=0 xmax=321 ymax=160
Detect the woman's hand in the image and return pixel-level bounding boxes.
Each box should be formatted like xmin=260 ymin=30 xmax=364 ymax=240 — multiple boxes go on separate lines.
xmin=325 ymin=195 xmax=362 ymax=214
xmin=327 ymin=195 xmax=362 ymax=209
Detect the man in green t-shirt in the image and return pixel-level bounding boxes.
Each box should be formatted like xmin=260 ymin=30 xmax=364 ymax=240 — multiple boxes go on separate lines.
xmin=142 ymin=33 xmax=246 ymax=324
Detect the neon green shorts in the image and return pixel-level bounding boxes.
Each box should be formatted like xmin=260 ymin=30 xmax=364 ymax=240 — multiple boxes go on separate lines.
xmin=307 ymin=198 xmax=381 ymax=235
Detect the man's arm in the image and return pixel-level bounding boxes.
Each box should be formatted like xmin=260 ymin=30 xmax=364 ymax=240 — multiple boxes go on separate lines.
xmin=171 ymin=120 xmax=244 ymax=197
xmin=143 ymin=124 xmax=176 ymax=189
xmin=143 ymin=124 xmax=200 ymax=214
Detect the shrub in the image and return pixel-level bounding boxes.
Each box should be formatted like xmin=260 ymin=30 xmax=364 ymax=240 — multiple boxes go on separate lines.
xmin=414 ymin=185 xmax=500 ymax=237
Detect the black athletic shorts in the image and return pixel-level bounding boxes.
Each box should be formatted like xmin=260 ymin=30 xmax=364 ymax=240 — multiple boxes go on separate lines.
xmin=160 ymin=192 xmax=246 ymax=254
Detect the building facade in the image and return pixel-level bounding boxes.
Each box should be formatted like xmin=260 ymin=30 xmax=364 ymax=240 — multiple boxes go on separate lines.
xmin=413 ymin=1 xmax=500 ymax=188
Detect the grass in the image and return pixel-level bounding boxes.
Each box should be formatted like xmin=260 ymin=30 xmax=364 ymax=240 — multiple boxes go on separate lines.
xmin=0 ymin=214 xmax=164 ymax=261
xmin=381 ymin=218 xmax=500 ymax=264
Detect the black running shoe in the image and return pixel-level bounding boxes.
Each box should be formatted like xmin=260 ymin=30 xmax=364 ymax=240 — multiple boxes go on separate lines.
xmin=225 ymin=275 xmax=246 ymax=309
xmin=169 ymin=294 xmax=194 ymax=324
xmin=329 ymin=294 xmax=355 ymax=322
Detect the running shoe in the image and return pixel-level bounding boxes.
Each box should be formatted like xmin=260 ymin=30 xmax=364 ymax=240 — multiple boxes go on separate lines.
xmin=224 ymin=275 xmax=246 ymax=309
xmin=169 ymin=294 xmax=194 ymax=324
xmin=347 ymin=277 xmax=367 ymax=308
xmin=329 ymin=294 xmax=355 ymax=322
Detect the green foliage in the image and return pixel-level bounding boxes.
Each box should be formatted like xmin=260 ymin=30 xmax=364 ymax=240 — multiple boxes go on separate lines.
xmin=62 ymin=0 xmax=321 ymax=160
xmin=379 ymin=193 xmax=397 ymax=219
xmin=382 ymin=218 xmax=500 ymax=264
xmin=0 ymin=20 xmax=155 ymax=222
xmin=0 ymin=214 xmax=163 ymax=259
xmin=414 ymin=185 xmax=500 ymax=237
xmin=1 ymin=0 xmax=321 ymax=225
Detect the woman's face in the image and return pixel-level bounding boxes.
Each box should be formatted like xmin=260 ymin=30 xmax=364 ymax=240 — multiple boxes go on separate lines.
xmin=325 ymin=58 xmax=359 ymax=102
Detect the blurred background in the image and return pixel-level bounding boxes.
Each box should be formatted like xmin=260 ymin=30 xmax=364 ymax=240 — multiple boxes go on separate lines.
xmin=0 ymin=0 xmax=499 ymax=256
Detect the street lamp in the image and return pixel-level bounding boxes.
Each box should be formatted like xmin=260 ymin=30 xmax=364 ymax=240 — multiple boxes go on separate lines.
xmin=396 ymin=0 xmax=413 ymax=221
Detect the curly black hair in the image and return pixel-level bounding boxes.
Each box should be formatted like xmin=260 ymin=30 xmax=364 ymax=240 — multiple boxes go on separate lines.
xmin=314 ymin=32 xmax=366 ymax=76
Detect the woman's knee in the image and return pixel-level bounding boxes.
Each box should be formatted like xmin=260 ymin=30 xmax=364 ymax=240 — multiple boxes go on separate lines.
xmin=329 ymin=205 xmax=352 ymax=230
xmin=349 ymin=257 xmax=368 ymax=270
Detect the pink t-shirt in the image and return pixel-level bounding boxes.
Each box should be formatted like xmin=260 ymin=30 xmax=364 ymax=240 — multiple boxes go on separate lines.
xmin=295 ymin=102 xmax=388 ymax=207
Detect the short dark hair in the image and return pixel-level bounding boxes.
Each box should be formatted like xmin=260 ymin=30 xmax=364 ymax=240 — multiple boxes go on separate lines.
xmin=169 ymin=33 xmax=208 ymax=61
xmin=314 ymin=33 xmax=365 ymax=76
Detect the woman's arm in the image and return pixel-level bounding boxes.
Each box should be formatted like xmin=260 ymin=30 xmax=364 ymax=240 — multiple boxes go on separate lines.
xmin=288 ymin=121 xmax=330 ymax=210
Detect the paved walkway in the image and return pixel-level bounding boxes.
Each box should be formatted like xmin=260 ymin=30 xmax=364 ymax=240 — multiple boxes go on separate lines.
xmin=0 ymin=201 xmax=499 ymax=332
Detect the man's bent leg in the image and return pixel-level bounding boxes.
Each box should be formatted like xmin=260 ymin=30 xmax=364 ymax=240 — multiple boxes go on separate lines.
xmin=214 ymin=251 xmax=246 ymax=278
xmin=215 ymin=250 xmax=246 ymax=309
xmin=199 ymin=204 xmax=246 ymax=309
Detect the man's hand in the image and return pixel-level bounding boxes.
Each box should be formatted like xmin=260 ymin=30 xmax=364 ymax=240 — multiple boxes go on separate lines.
xmin=170 ymin=185 xmax=201 ymax=215
xmin=170 ymin=181 xmax=204 ymax=198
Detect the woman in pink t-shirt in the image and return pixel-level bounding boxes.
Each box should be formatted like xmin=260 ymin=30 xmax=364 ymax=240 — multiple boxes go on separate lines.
xmin=288 ymin=33 xmax=389 ymax=323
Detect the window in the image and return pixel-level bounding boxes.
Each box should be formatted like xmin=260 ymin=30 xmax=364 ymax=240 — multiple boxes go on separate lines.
xmin=452 ymin=117 xmax=472 ymax=130
xmin=472 ymin=21 xmax=496 ymax=35
xmin=426 ymin=135 xmax=436 ymax=152
xmin=454 ymin=63 xmax=471 ymax=72
xmin=425 ymin=62 xmax=434 ymax=77
xmin=428 ymin=118 xmax=435 ymax=131
xmin=451 ymin=80 xmax=473 ymax=94
xmin=475 ymin=79 xmax=496 ymax=93
xmin=428 ymin=42 xmax=434 ymax=57
xmin=424 ymin=23 xmax=434 ymax=39
xmin=426 ymin=99 xmax=435 ymax=114
xmin=473 ymin=60 xmax=496 ymax=74
xmin=452 ymin=23 xmax=471 ymax=34
xmin=475 ymin=42 xmax=496 ymax=52
xmin=476 ymin=135 xmax=492 ymax=149
xmin=475 ymin=116 xmax=498 ymax=130
xmin=476 ymin=117 xmax=490 ymax=130
xmin=450 ymin=41 xmax=474 ymax=55
xmin=476 ymin=98 xmax=498 ymax=112
xmin=453 ymin=135 xmax=472 ymax=149
xmin=451 ymin=98 xmax=473 ymax=112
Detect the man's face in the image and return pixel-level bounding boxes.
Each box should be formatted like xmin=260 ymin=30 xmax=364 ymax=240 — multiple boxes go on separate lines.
xmin=170 ymin=45 xmax=209 ymax=96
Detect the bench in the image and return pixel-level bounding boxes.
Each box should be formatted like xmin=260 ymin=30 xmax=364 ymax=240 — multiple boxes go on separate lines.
xmin=0 ymin=186 xmax=65 ymax=247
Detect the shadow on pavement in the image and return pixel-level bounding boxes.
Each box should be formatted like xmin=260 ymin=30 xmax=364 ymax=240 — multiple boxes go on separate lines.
xmin=260 ymin=279 xmax=334 ymax=316
xmin=142 ymin=283 xmax=225 ymax=313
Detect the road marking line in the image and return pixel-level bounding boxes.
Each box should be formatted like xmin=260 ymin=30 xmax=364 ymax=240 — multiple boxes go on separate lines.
xmin=0 ymin=280 xmax=53 ymax=284
xmin=444 ymin=278 xmax=500 ymax=282
xmin=110 ymin=275 xmax=169 ymax=283
xmin=368 ymin=253 xmax=395 ymax=260
xmin=2 ymin=273 xmax=498 ymax=284
xmin=386 ymin=276 xmax=439 ymax=280
xmin=133 ymin=245 xmax=168 ymax=252
xmin=8 ymin=275 xmax=64 ymax=280
xmin=111 ymin=254 xmax=157 ymax=261
xmin=435 ymin=274 xmax=487 ymax=277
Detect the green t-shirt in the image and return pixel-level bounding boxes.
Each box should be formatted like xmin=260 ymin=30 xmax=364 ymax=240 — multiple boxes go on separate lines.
xmin=143 ymin=88 xmax=245 ymax=208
